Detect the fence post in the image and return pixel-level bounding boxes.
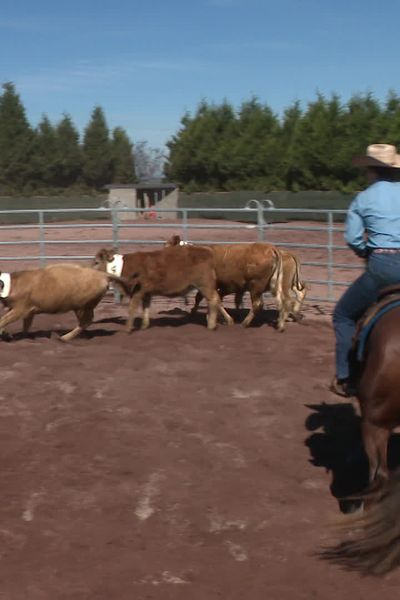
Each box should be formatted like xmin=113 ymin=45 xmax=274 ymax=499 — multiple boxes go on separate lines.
xmin=257 ymin=202 xmax=264 ymax=241
xmin=181 ymin=208 xmax=188 ymax=242
xmin=111 ymin=207 xmax=121 ymax=303
xmin=38 ymin=210 xmax=46 ymax=267
xmin=327 ymin=211 xmax=334 ymax=301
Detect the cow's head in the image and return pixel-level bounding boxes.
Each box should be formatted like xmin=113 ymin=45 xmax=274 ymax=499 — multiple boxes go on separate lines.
xmin=165 ymin=235 xmax=190 ymax=247
xmin=92 ymin=248 xmax=116 ymax=270
xmin=165 ymin=234 xmax=182 ymax=247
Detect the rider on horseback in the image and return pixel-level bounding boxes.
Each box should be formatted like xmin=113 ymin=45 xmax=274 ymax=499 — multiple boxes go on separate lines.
xmin=331 ymin=144 xmax=400 ymax=397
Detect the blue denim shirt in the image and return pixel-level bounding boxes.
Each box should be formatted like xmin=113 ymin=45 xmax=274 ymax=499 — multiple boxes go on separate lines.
xmin=345 ymin=181 xmax=400 ymax=255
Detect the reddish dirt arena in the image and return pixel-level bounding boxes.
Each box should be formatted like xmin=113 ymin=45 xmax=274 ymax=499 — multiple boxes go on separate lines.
xmin=1 ymin=298 xmax=400 ymax=600
xmin=0 ymin=217 xmax=396 ymax=599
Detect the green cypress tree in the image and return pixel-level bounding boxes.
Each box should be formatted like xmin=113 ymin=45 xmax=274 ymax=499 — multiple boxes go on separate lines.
xmin=82 ymin=106 xmax=112 ymax=189
xmin=55 ymin=114 xmax=82 ymax=188
xmin=166 ymin=100 xmax=238 ymax=190
xmin=234 ymin=97 xmax=281 ymax=189
xmin=280 ymin=101 xmax=303 ymax=190
xmin=33 ymin=115 xmax=58 ymax=188
xmin=0 ymin=82 xmax=35 ymax=192
xmin=342 ymin=93 xmax=384 ymax=190
xmin=110 ymin=127 xmax=136 ymax=184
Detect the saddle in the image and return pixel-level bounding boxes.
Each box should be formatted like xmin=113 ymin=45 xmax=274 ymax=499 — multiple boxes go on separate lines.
xmin=353 ymin=285 xmax=400 ymax=361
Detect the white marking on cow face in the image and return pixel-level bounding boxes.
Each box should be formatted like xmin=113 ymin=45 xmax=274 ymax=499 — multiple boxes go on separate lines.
xmin=179 ymin=240 xmax=189 ymax=246
xmin=0 ymin=273 xmax=11 ymax=298
xmin=106 ymin=254 xmax=124 ymax=277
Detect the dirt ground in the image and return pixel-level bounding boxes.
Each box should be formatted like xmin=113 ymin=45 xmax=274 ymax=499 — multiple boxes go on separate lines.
xmin=1 ymin=298 xmax=400 ymax=600
xmin=2 ymin=216 xmax=395 ymax=599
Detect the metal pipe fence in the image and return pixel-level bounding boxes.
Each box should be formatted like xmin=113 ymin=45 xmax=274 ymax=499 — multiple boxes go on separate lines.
xmin=0 ymin=203 xmax=357 ymax=305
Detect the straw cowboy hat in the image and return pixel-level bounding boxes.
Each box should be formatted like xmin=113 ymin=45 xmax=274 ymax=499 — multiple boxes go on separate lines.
xmin=352 ymin=143 xmax=400 ymax=168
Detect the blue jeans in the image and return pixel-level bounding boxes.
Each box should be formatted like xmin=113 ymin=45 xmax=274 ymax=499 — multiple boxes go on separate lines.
xmin=333 ymin=251 xmax=400 ymax=379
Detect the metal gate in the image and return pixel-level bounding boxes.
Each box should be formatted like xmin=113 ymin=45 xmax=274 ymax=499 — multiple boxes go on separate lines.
xmin=0 ymin=202 xmax=359 ymax=304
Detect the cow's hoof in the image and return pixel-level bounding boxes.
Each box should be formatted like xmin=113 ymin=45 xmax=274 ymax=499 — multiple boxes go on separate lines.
xmin=1 ymin=331 xmax=13 ymax=342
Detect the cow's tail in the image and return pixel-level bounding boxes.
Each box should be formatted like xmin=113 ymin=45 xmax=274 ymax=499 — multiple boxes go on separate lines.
xmin=269 ymin=248 xmax=283 ymax=309
xmin=106 ymin=272 xmax=139 ymax=297
xmin=291 ymin=254 xmax=306 ymax=294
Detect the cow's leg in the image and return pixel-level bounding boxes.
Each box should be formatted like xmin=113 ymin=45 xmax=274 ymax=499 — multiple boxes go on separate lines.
xmin=241 ymin=290 xmax=263 ymax=327
xmin=234 ymin=291 xmax=244 ymax=310
xmin=217 ymin=295 xmax=234 ymax=326
xmin=60 ymin=306 xmax=95 ymax=342
xmin=197 ymin=288 xmax=220 ymax=330
xmin=141 ymin=294 xmax=151 ymax=330
xmin=191 ymin=291 xmax=203 ymax=315
xmin=0 ymin=306 xmax=30 ymax=339
xmin=291 ymin=286 xmax=307 ymax=319
xmin=126 ymin=293 xmax=143 ymax=333
xmin=22 ymin=311 xmax=35 ymax=335
xmin=276 ymin=296 xmax=291 ymax=331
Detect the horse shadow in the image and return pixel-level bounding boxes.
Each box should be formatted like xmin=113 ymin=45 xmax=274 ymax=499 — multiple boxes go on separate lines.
xmin=305 ymin=402 xmax=400 ymax=513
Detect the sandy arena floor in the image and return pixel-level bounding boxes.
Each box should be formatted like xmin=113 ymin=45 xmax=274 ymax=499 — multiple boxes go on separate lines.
xmin=1 ymin=217 xmax=395 ymax=599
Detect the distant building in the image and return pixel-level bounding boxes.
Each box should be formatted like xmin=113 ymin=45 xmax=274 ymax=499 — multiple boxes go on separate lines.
xmin=106 ymin=181 xmax=178 ymax=219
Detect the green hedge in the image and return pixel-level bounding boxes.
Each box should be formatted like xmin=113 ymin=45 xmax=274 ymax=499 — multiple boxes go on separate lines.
xmin=0 ymin=195 xmax=108 ymax=224
xmin=179 ymin=190 xmax=353 ymax=222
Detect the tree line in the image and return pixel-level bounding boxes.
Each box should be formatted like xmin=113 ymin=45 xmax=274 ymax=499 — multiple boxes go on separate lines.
xmin=3 ymin=81 xmax=400 ymax=195
xmin=0 ymin=82 xmax=136 ymax=194
xmin=165 ymin=93 xmax=400 ymax=192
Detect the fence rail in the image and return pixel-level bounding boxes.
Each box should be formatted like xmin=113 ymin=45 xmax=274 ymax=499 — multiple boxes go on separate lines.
xmin=0 ymin=203 xmax=356 ymax=305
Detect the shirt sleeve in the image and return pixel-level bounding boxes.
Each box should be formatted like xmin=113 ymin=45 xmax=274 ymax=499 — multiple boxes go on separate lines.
xmin=344 ymin=195 xmax=366 ymax=255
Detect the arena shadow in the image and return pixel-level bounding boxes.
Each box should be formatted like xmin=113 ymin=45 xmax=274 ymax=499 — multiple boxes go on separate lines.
xmin=97 ymin=309 xmax=207 ymax=329
xmin=96 ymin=306 xmax=285 ymax=329
xmin=304 ymin=402 xmax=400 ymax=513
xmin=158 ymin=307 xmax=281 ymax=328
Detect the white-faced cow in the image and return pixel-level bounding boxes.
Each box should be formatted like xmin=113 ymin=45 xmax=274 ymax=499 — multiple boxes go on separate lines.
xmin=92 ymin=245 xmax=228 ymax=331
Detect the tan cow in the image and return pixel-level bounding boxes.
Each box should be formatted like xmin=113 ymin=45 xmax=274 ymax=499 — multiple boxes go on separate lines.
xmin=165 ymin=235 xmax=286 ymax=329
xmin=92 ymin=245 xmax=227 ymax=331
xmin=0 ymin=263 xmax=131 ymax=341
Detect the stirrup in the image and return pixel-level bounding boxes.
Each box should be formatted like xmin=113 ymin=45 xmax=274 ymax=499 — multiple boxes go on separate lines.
xmin=329 ymin=377 xmax=356 ymax=398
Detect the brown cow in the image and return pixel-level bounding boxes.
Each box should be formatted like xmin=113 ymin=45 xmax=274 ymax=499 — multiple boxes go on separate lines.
xmin=92 ymin=245 xmax=226 ymax=331
xmin=223 ymin=250 xmax=306 ymax=321
xmin=0 ymin=263 xmax=131 ymax=341
xmin=165 ymin=235 xmax=286 ymax=329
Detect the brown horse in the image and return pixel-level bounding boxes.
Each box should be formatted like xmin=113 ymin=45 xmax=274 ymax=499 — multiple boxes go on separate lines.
xmin=322 ymin=304 xmax=400 ymax=575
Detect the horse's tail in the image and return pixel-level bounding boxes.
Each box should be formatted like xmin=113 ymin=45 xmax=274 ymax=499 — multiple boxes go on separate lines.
xmin=269 ymin=248 xmax=283 ymax=310
xmin=320 ymin=471 xmax=400 ymax=575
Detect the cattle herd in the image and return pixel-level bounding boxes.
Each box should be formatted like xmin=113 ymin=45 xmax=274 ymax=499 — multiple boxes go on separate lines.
xmin=0 ymin=234 xmax=306 ymax=340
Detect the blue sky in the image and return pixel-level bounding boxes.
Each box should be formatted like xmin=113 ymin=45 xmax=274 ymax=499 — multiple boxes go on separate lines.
xmin=1 ymin=0 xmax=399 ymax=150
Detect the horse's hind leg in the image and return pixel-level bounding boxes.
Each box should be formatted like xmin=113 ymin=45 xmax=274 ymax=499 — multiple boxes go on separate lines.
xmin=362 ymin=419 xmax=390 ymax=488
